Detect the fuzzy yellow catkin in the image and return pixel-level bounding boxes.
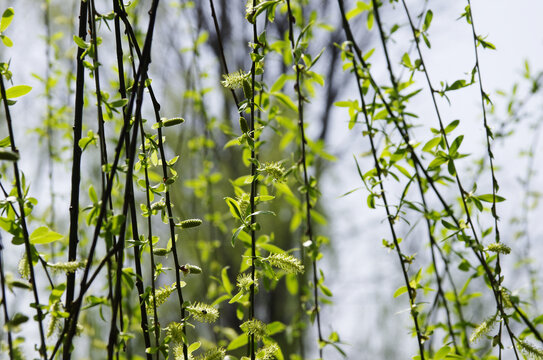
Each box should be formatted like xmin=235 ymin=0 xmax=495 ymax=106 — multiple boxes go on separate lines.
xmin=256 ymin=343 xmax=279 ymax=360
xmin=195 ymin=347 xmax=226 ymax=360
xmin=240 ymin=319 xmax=267 ymax=340
xmin=266 ymin=253 xmax=304 ymax=274
xmin=186 ymin=302 xmax=219 ymax=323
xmin=470 ymin=314 xmax=497 ymax=343
xmin=517 ymin=340 xmax=543 ymax=359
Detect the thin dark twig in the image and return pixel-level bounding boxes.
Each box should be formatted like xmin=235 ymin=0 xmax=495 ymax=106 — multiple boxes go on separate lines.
xmin=64 ymin=2 xmax=88 ymax=358
xmin=285 ymin=1 xmax=324 ymax=358
xmin=0 ymin=61 xmax=48 ymax=360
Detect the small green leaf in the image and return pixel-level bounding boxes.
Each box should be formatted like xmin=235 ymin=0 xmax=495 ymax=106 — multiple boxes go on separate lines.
xmin=73 ymin=35 xmax=88 ymax=49
xmin=477 ymin=194 xmax=506 ymax=203
xmin=1 ymin=34 xmax=13 ymax=47
xmin=422 ymin=10 xmax=433 ymax=32
xmin=227 ymin=333 xmax=248 ymax=350
xmin=30 ymin=226 xmax=63 ymax=244
xmin=3 ymin=85 xmax=32 ymax=99
xmin=0 ymin=8 xmax=14 ymax=33
xmin=394 ymin=286 xmax=407 ymax=298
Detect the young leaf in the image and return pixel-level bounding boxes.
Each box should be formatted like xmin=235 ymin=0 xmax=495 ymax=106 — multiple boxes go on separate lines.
xmin=30 ymin=226 xmax=64 ymax=244
xmin=0 ymin=8 xmax=14 ymax=33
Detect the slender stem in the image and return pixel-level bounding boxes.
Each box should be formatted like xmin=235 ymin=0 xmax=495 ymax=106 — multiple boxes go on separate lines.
xmin=285 ymin=1 xmax=324 ymax=358
xmin=64 ymin=3 xmax=88 ymax=357
xmin=0 ymin=61 xmax=48 ymax=360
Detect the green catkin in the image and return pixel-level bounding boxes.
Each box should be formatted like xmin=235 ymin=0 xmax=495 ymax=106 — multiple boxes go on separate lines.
xmin=470 ymin=314 xmax=498 ymax=343
xmin=162 ymin=117 xmax=185 ymax=127
xmin=237 ymin=272 xmax=257 ymax=292
xmin=146 ymin=283 xmax=181 ymax=314
xmin=173 ymin=344 xmax=192 ymax=360
xmin=153 ymin=247 xmax=170 ymax=256
xmin=167 ymin=322 xmax=185 ymax=344
xmin=486 ymin=242 xmax=511 ymax=254
xmin=18 ymin=255 xmax=30 ymax=279
xmin=46 ymin=301 xmax=63 ymax=338
xmin=259 ymin=162 xmax=285 ymax=182
xmin=186 ymin=302 xmax=219 ymax=323
xmin=240 ymin=319 xmax=268 ymax=340
xmin=195 ymin=347 xmax=226 ymax=360
xmin=220 ymin=70 xmax=247 ymax=89
xmin=517 ymin=340 xmax=543 ymax=359
xmin=179 ymin=218 xmax=203 ymax=229
xmin=265 ymin=253 xmax=304 ymax=274
xmin=256 ymin=343 xmax=279 ymax=360
xmin=48 ymin=260 xmax=87 ymax=274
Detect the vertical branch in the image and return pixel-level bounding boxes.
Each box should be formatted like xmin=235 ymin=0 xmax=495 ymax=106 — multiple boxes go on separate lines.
xmin=0 ymin=64 xmax=48 ymax=360
xmin=285 ymin=1 xmax=324 ymax=358
xmin=64 ymin=3 xmax=88 ymax=357
xmin=464 ymin=2 xmax=505 ymax=355
xmin=249 ymin=2 xmax=259 ymax=359
xmin=112 ymin=1 xmax=155 ymax=357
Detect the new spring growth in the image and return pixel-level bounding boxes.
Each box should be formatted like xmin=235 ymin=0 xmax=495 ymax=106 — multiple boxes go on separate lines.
xmin=153 ymin=117 xmax=185 ymax=129
xmin=517 ymin=340 xmax=543 ymax=360
xmin=256 ymin=343 xmax=279 ymax=360
xmin=18 ymin=255 xmax=30 ymax=279
xmin=196 ymin=347 xmax=226 ymax=360
xmin=237 ymin=273 xmax=258 ymax=292
xmin=470 ymin=313 xmax=498 ymax=343
xmin=146 ymin=282 xmax=185 ymax=314
xmin=265 ymin=253 xmax=304 ymax=274
xmin=486 ymin=242 xmax=511 ymax=254
xmin=221 ymin=70 xmax=247 ymax=90
xmin=166 ymin=322 xmax=185 ymax=344
xmin=180 ymin=264 xmax=202 ymax=276
xmin=153 ymin=247 xmax=170 ymax=256
xmin=48 ymin=260 xmax=87 ymax=274
xmin=186 ymin=302 xmax=219 ymax=323
xmin=240 ymin=318 xmax=268 ymax=340
xmin=259 ymin=162 xmax=286 ymax=182
xmin=177 ymin=218 xmax=203 ymax=229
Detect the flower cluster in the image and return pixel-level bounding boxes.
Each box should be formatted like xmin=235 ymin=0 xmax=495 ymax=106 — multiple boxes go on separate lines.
xmin=486 ymin=242 xmax=511 ymax=254
xmin=237 ymin=273 xmax=258 ymax=292
xmin=259 ymin=162 xmax=285 ymax=182
xmin=256 ymin=343 xmax=279 ymax=360
xmin=220 ymin=70 xmax=248 ymax=90
xmin=48 ymin=260 xmax=87 ymax=274
xmin=265 ymin=253 xmax=304 ymax=274
xmin=146 ymin=283 xmax=182 ymax=314
xmin=240 ymin=319 xmax=267 ymax=340
xmin=470 ymin=314 xmax=497 ymax=343
xmin=186 ymin=302 xmax=219 ymax=323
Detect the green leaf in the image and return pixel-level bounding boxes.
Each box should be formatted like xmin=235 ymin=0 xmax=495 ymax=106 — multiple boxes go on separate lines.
xmin=30 ymin=226 xmax=64 ymax=244
xmin=270 ymin=74 xmax=289 ymax=93
xmin=444 ymin=119 xmax=460 ymax=134
xmin=0 ymin=8 xmax=14 ymax=33
xmin=221 ymin=267 xmax=233 ymax=295
xmin=267 ymin=321 xmax=286 ymax=335
xmin=2 ymin=85 xmax=32 ymax=99
xmin=73 ymin=35 xmax=89 ymax=49
xmin=227 ymin=333 xmax=248 ymax=350
xmin=477 ymin=194 xmax=506 ymax=203
xmin=1 ymin=34 xmax=13 ymax=47
xmin=225 ymin=197 xmax=242 ymax=220
xmin=422 ymin=10 xmax=433 ymax=32
xmin=393 ymin=286 xmax=407 ymax=298
xmin=422 ymin=136 xmax=441 ymax=152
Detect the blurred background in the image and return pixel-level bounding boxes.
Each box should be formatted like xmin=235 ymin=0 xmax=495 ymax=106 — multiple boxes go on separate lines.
xmin=1 ymin=0 xmax=543 ymax=359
